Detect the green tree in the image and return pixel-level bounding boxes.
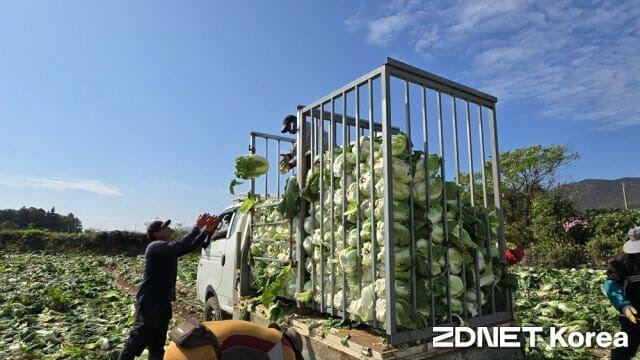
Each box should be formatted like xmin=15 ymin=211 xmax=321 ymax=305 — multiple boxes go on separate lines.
xmin=0 ymin=207 xmax=82 ymax=232
xmin=500 ymin=145 xmax=579 ymax=245
xmin=460 ymin=145 xmax=579 ymax=246
xmin=499 ymin=145 xmax=579 ymax=192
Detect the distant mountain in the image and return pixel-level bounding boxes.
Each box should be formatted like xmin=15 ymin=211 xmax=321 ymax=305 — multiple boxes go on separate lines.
xmin=557 ymin=177 xmax=640 ymax=211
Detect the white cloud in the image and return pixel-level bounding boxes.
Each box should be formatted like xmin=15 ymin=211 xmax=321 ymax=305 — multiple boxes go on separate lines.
xmin=0 ymin=175 xmax=122 ymax=196
xmin=345 ymin=1 xmax=426 ymax=46
xmin=347 ymin=0 xmax=640 ymax=129
xmin=367 ymin=13 xmax=415 ymax=46
xmin=451 ymin=0 xmax=520 ymax=33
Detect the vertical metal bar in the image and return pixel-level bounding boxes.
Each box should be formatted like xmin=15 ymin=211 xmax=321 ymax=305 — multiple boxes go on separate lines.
xmin=404 ymin=80 xmax=417 ymax=313
xmin=250 ymin=135 xmax=256 ymax=194
xmin=249 ymin=133 xmax=256 ymax=278
xmin=368 ymin=78 xmax=378 ymax=326
xmin=277 ymin=140 xmax=281 ymax=197
xmin=466 ymin=101 xmax=482 ymax=317
xmin=381 ymin=67 xmax=397 ymax=335
xmin=319 ymin=104 xmax=325 ymax=312
xmin=451 ymin=98 xmax=468 ymax=318
xmin=296 ymin=108 xmax=308 ymax=308
xmin=488 ymin=107 xmax=505 ymax=260
xmin=310 ymin=110 xmax=316 ymax=310
xmin=355 ymin=85 xmax=362 ymax=299
xmin=265 ymin=139 xmax=269 ymax=197
xmin=421 ymin=86 xmax=436 ymax=325
xmin=465 ymin=103 xmax=476 ymax=210
xmin=341 ymin=92 xmax=348 ymax=319
xmin=437 ymin=91 xmax=452 ymax=323
xmin=330 ymin=97 xmax=337 ymax=317
xmin=477 ymin=105 xmax=496 ymax=314
xmin=488 ymin=106 xmax=511 ymax=316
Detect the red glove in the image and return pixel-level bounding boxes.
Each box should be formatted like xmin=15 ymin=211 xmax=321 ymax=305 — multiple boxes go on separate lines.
xmin=196 ymin=213 xmax=210 ymax=229
xmin=204 ymin=215 xmax=220 ymax=232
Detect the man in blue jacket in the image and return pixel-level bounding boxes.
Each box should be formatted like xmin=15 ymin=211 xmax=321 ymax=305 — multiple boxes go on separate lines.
xmin=118 ymin=213 xmax=219 ymax=360
xmin=605 ymin=226 xmax=640 ymax=360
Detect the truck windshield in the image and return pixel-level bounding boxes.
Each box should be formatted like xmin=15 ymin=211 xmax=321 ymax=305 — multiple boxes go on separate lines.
xmin=213 ymin=210 xmax=237 ymax=239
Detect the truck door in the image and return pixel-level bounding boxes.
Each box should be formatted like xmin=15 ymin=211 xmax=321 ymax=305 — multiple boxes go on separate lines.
xmin=198 ymin=210 xmax=237 ymax=303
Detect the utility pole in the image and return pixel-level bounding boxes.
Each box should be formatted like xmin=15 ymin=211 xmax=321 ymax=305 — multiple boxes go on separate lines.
xmin=622 ymin=182 xmax=629 ymax=211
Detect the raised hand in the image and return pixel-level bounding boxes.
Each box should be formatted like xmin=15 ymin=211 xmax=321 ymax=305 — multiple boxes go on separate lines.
xmin=204 ymin=215 xmax=220 ymax=232
xmin=195 ymin=213 xmax=210 ymax=229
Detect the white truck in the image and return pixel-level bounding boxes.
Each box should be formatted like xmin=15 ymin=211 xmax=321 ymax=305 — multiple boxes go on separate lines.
xmin=196 ymin=58 xmax=524 ymax=359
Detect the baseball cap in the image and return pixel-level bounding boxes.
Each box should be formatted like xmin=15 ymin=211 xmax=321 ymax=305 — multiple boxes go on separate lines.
xmin=623 ymin=226 xmax=640 ymax=254
xmin=147 ymin=219 xmax=171 ymax=240
xmin=281 ymin=115 xmax=297 ymax=133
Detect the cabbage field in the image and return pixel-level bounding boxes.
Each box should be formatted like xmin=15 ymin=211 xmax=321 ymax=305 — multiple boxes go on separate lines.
xmin=0 ymin=253 xmax=199 ymax=360
xmin=0 ymin=250 xmax=629 ymax=359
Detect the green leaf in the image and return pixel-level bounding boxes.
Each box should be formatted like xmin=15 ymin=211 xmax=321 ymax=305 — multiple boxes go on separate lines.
xmin=102 ymin=290 xmax=121 ymax=301
xmin=277 ymin=177 xmax=300 ymax=219
xmin=301 ymin=169 xmax=320 ymax=202
xmin=261 ymin=265 xmax=293 ymax=307
xmin=239 ymin=194 xmax=258 ymax=213
xmin=235 ymin=155 xmax=269 ymax=179
xmin=229 ymin=179 xmax=244 ymax=195
xmin=294 ymin=290 xmax=314 ymax=303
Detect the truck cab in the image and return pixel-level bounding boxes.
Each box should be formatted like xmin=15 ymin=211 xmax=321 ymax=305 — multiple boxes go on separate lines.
xmin=196 ymin=203 xmax=248 ymax=320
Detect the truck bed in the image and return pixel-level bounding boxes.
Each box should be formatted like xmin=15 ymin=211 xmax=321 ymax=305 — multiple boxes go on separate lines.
xmin=239 ymin=302 xmax=524 ymax=360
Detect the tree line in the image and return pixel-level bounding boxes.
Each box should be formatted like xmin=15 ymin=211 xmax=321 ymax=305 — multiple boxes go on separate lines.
xmin=459 ymin=144 xmax=640 ymax=268
xmin=0 ymin=206 xmax=82 ymax=233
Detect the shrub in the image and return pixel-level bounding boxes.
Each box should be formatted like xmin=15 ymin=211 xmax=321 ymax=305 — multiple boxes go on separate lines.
xmin=531 ymin=194 xmax=577 ymax=244
xmin=563 ymin=219 xmax=590 ymax=245
xmin=587 ymin=209 xmax=640 ymax=239
xmin=524 ymin=240 xmax=585 ymax=268
xmin=0 ymin=229 xmax=148 ymax=255
xmin=585 ymin=235 xmax=625 ymax=268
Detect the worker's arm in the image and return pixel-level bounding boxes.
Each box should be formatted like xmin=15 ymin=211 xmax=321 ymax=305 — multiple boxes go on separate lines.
xmin=604 ymin=279 xmax=631 ymax=312
xmin=148 ymin=227 xmax=209 ymax=258
xmin=176 ymin=228 xmax=211 ymax=257
xmin=605 ymin=256 xmax=632 ymax=312
xmin=149 ymin=214 xmax=219 ymax=258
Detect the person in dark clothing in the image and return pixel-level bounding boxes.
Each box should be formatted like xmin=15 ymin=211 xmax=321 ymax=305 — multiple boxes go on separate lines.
xmin=605 ymin=226 xmax=640 ymax=360
xmin=119 ymin=213 xmax=219 ymax=360
xmin=279 ymin=114 xmax=328 ymax=173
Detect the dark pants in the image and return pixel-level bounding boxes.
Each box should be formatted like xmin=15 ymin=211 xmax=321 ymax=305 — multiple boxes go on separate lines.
xmin=612 ymin=315 xmax=640 ymax=360
xmin=119 ymin=301 xmax=172 ymax=360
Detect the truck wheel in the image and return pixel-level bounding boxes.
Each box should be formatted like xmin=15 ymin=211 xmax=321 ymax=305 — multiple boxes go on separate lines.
xmin=205 ymin=296 xmax=222 ymax=321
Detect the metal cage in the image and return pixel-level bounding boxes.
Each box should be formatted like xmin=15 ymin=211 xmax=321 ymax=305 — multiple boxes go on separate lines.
xmin=295 ymin=57 xmax=513 ymax=345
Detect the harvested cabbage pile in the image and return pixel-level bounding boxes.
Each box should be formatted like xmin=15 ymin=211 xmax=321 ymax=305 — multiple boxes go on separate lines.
xmin=249 ymin=198 xmax=298 ymax=300
xmin=298 ymin=133 xmax=514 ymax=330
xmin=246 ymin=132 xmax=515 ymax=332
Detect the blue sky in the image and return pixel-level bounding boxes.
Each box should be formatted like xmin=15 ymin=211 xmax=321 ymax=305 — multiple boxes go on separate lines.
xmin=0 ymin=0 xmax=638 ymax=230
